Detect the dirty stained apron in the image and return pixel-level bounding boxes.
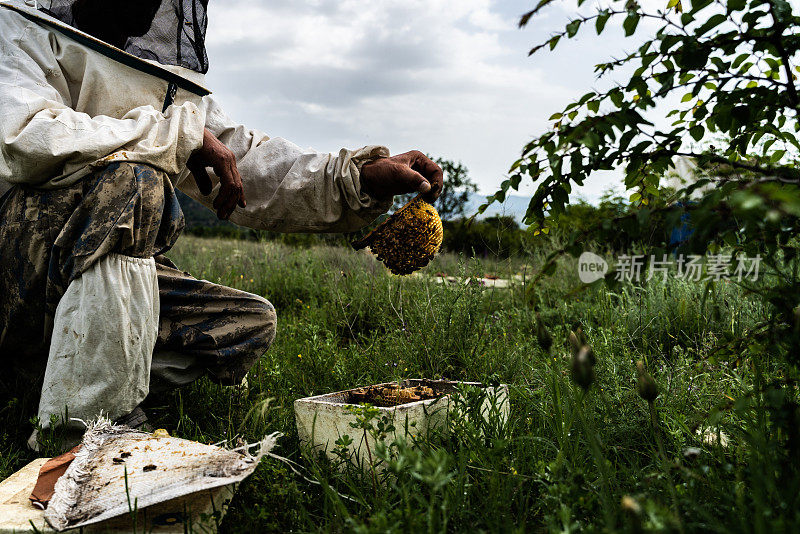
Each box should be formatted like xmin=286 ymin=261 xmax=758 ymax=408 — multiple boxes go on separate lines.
xmin=0 ymin=162 xmax=276 ymax=421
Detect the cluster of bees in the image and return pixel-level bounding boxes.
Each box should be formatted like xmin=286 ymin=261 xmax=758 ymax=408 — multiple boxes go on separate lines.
xmin=349 ymin=383 xmax=438 ymax=407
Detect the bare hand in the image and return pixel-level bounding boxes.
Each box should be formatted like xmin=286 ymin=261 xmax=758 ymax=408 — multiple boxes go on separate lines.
xmin=187 ymin=129 xmax=246 ymax=220
xmin=360 ymin=150 xmax=444 ymax=203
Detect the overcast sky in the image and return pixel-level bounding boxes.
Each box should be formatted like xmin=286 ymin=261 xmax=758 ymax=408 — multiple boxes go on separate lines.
xmin=203 ymin=1 xmax=642 ymax=202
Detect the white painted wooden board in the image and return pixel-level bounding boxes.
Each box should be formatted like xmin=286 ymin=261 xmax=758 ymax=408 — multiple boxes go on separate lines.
xmin=0 ymin=458 xmax=235 ymax=533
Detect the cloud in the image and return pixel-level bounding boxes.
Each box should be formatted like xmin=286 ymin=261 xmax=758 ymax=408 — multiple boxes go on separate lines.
xmin=204 ymin=0 xmax=626 ymax=202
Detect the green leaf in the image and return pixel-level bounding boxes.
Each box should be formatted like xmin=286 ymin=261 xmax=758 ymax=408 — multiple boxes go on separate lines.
xmin=690 ymin=125 xmax=705 ymax=141
xmin=731 ymin=105 xmax=750 ymax=124
xmin=771 ymin=150 xmax=786 ymax=163
xmin=596 ymin=10 xmax=610 ymax=34
xmin=566 ymin=19 xmax=581 ymax=37
xmin=610 ymin=89 xmax=624 ymax=108
xmin=696 ymin=14 xmax=727 ymax=35
xmin=710 ymin=57 xmax=729 ymax=71
xmin=623 ymin=13 xmax=640 ymax=36
xmin=727 ymin=0 xmax=745 ymax=11
xmin=549 ymin=112 xmax=563 ymax=120
xmin=731 ymin=53 xmax=749 ymax=68
xmin=681 ymin=92 xmax=694 ymax=102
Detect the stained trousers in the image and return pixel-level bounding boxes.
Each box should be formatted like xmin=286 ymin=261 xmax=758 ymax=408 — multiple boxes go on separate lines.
xmin=0 ymin=162 xmax=276 ymax=404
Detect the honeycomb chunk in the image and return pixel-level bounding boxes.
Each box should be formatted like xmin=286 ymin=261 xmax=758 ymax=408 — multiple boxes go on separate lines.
xmin=353 ymin=196 xmax=443 ymax=275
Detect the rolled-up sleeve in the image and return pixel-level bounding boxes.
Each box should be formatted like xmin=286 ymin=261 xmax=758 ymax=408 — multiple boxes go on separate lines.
xmin=175 ymin=95 xmax=392 ymax=233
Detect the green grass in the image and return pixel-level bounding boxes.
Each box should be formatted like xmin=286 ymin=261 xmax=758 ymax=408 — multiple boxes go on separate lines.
xmin=2 ymin=235 xmax=796 ymax=532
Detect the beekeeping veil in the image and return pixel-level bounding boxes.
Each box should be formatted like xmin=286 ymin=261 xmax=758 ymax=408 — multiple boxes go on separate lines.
xmin=37 ymin=0 xmax=209 ymax=73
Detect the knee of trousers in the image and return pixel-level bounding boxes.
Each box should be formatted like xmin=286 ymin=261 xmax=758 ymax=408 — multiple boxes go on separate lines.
xmin=249 ymin=295 xmax=278 ymax=354
xmin=220 ymin=295 xmax=277 ymax=384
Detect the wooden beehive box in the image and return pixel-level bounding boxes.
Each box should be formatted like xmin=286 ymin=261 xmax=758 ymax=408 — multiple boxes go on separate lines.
xmin=294 ymin=379 xmax=509 ymax=470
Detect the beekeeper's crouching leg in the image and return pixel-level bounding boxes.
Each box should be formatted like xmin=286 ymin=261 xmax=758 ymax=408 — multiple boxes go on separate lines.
xmin=148 ymin=257 xmax=277 ymax=393
xmin=0 ymin=162 xmax=185 ymax=450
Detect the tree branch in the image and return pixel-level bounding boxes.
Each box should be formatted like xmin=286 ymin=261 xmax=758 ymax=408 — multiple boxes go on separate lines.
xmin=655 ymin=149 xmax=800 ymax=183
xmin=767 ymin=1 xmax=800 ymax=108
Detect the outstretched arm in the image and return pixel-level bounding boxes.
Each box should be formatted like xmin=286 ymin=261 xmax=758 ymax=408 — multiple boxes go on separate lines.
xmin=177 ymin=96 xmax=442 ymax=233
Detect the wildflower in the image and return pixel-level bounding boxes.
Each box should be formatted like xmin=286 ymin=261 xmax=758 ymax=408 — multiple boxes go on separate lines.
xmin=568 ymin=331 xmax=581 ymax=356
xmin=621 ymin=495 xmax=642 ymax=515
xmin=298 ymin=354 xmax=302 ymax=359
xmin=571 ymin=346 xmax=595 ymax=391
xmin=697 ymin=427 xmax=730 ymax=448
xmin=621 ymin=496 xmax=643 ymax=534
xmin=635 ymin=361 xmax=658 ymax=403
xmin=582 ymin=345 xmax=596 ymax=366
xmin=683 ymin=446 xmax=702 ymax=460
xmin=535 ymin=312 xmax=553 ymax=352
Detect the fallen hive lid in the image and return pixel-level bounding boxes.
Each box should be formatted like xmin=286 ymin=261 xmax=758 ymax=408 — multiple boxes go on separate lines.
xmin=45 ymin=418 xmax=279 ymax=531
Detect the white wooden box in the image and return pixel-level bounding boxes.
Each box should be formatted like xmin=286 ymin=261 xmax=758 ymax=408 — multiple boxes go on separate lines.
xmin=294 ymin=379 xmax=509 ymax=469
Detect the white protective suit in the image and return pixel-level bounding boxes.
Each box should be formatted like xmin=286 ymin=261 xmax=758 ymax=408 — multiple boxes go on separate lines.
xmin=0 ymin=0 xmax=391 ymax=442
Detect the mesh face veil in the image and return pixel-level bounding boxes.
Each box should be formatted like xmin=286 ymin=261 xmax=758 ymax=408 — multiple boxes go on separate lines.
xmin=38 ymin=0 xmax=209 ymax=73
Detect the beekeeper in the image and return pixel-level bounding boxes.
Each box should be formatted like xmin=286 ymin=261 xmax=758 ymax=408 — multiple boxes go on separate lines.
xmin=0 ymin=0 xmax=443 ymax=446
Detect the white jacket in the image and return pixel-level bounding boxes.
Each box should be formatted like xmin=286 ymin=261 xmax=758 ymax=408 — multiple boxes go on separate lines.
xmin=0 ymin=0 xmax=391 ymax=232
